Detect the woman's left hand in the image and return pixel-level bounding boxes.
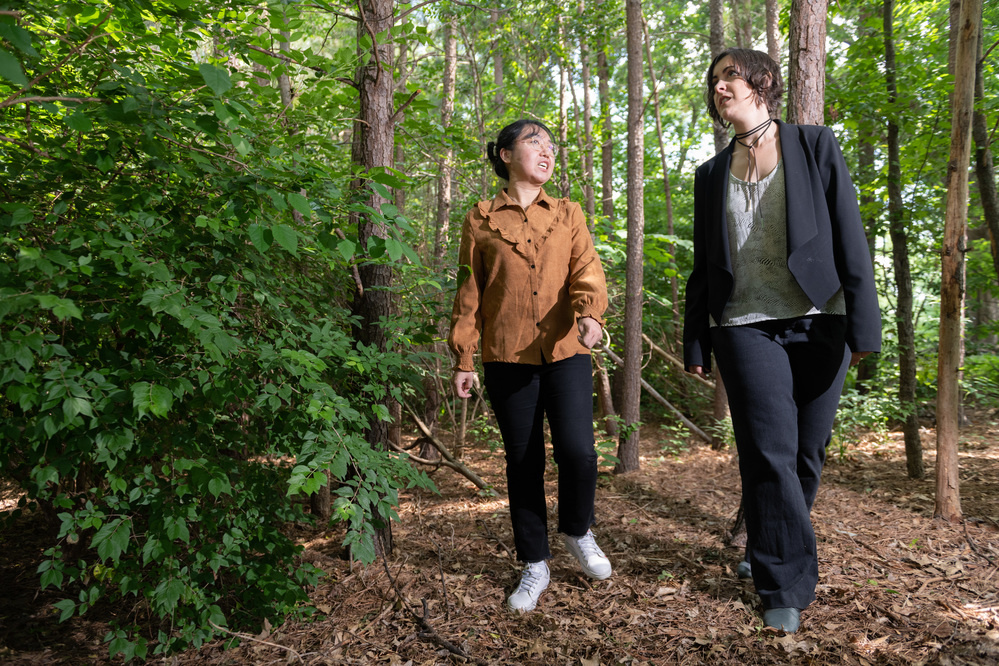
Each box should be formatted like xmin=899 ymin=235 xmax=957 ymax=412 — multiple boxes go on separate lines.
xmin=850 ymin=351 xmax=872 ymax=367
xmin=577 ymin=316 xmax=602 ymax=349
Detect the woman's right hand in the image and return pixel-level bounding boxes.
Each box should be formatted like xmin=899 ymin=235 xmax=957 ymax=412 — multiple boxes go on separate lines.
xmin=687 ymin=365 xmax=706 ymax=377
xmin=453 ymin=370 xmax=477 ymax=399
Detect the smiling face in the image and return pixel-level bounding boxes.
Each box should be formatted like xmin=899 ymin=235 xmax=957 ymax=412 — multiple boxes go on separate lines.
xmin=500 ymin=125 xmax=556 ymax=187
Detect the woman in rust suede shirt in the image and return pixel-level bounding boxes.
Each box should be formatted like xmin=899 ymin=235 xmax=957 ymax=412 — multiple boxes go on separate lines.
xmin=448 ymin=119 xmax=611 ymax=614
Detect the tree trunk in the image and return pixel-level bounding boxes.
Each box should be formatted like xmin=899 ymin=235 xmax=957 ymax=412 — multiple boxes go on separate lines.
xmin=730 ymin=0 xmax=752 ymax=48
xmin=787 ymin=0 xmax=827 ymax=125
xmin=641 ymin=14 xmax=680 ymax=345
xmin=597 ymin=0 xmax=614 ymax=221
xmin=884 ymin=0 xmax=923 ymax=479
xmin=766 ymin=0 xmax=780 ymax=64
xmin=594 ymin=354 xmax=619 ymax=436
xmin=491 ymin=8 xmax=504 ymax=111
xmin=616 ymin=0 xmax=645 ymax=475
xmin=936 ymin=0 xmax=980 ymax=522
xmin=352 ymin=0 xmax=396 ymax=557
xmin=580 ymin=0 xmax=597 ymax=223
xmin=558 ymin=16 xmax=571 ymax=198
xmin=972 ymin=9 xmax=999 ymax=284
xmin=710 ymin=0 xmax=728 ymax=154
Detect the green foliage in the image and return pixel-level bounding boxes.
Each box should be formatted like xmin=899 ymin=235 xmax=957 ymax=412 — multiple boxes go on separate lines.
xmin=963 ymin=354 xmax=999 ymax=410
xmin=1 ymin=1 xmax=435 ymax=658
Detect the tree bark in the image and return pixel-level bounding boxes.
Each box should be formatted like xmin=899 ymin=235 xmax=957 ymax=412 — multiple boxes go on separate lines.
xmin=490 ymin=8 xmax=504 ymax=110
xmin=787 ymin=0 xmax=827 ymax=125
xmin=641 ymin=13 xmax=680 ymax=345
xmin=972 ymin=10 xmax=999 ymax=284
xmin=884 ymin=0 xmax=923 ymax=479
xmin=558 ymin=16 xmax=571 ymax=198
xmin=936 ymin=0 xmax=981 ymax=522
xmin=580 ymin=0 xmax=597 ymax=223
xmin=730 ymin=0 xmax=752 ymax=48
xmin=352 ymin=0 xmax=396 ymax=557
xmin=616 ymin=0 xmax=645 ymax=474
xmin=710 ymin=0 xmax=728 ymax=154
xmin=597 ymin=0 xmax=614 ymax=221
xmin=766 ymin=0 xmax=780 ymax=64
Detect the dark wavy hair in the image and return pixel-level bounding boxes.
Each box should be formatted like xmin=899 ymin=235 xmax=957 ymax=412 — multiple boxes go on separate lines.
xmin=705 ymin=48 xmax=784 ymax=127
xmin=486 ymin=119 xmax=555 ymax=181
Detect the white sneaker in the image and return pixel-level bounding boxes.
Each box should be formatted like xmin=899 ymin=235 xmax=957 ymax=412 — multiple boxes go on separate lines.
xmin=507 ymin=561 xmax=550 ymax=613
xmin=564 ymin=530 xmax=612 ymax=580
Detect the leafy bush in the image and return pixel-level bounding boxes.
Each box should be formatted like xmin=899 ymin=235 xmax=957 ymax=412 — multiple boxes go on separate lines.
xmin=1 ymin=3 xmax=434 ymax=659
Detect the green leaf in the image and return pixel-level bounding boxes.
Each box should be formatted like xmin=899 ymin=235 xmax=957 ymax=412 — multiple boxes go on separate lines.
xmin=131 ymin=382 xmax=173 ymax=419
xmin=272 ymin=224 xmax=298 ymax=255
xmin=53 ymin=599 xmax=76 ymax=622
xmin=93 ymin=518 xmax=130 ymax=562
xmin=248 ymin=224 xmax=272 ymax=252
xmin=0 ymin=23 xmax=39 ymax=58
xmin=66 ymin=112 xmax=92 ymax=133
xmin=337 ymin=239 xmax=356 ymax=262
xmin=198 ymin=63 xmax=232 ymax=96
xmin=0 ymin=46 xmax=28 ymax=88
xmin=286 ymin=192 xmax=312 ymax=216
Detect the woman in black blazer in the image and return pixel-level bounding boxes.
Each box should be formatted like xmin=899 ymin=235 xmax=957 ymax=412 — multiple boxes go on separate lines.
xmin=683 ymin=49 xmax=881 ymax=633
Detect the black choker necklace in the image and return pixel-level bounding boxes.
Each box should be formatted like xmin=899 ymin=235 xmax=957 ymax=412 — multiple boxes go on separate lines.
xmin=735 ymin=118 xmax=774 ymax=147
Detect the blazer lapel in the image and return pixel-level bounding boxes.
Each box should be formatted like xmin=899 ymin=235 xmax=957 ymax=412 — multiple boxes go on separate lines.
xmin=708 ymin=143 xmax=735 ymax=273
xmin=779 ymin=121 xmax=818 ymax=255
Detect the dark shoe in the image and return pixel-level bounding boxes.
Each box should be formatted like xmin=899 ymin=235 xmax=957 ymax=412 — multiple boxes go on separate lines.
xmin=763 ymin=607 xmax=801 ymax=632
xmin=736 ymin=560 xmax=752 ymax=579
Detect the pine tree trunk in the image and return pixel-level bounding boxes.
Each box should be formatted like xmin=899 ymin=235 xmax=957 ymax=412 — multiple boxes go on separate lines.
xmin=884 ymin=0 xmax=924 ymax=479
xmin=352 ymin=0 xmax=396 ymax=557
xmin=597 ymin=0 xmax=614 ymax=221
xmin=710 ymin=0 xmax=728 ymax=154
xmin=580 ymin=0 xmax=597 ymax=223
xmin=616 ymin=0 xmax=645 ymax=474
xmin=936 ymin=0 xmax=980 ymax=522
xmin=787 ymin=0 xmax=827 ymax=125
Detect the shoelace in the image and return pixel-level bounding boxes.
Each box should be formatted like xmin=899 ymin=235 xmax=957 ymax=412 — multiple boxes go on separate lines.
xmin=518 ymin=564 xmax=546 ymax=593
xmin=576 ymin=532 xmax=605 ymax=559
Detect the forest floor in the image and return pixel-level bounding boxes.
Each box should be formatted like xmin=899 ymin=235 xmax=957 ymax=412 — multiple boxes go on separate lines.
xmin=2 ymin=411 xmax=999 ymax=665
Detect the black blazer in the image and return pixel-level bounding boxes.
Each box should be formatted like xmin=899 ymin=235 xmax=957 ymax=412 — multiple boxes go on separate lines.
xmin=683 ymin=120 xmax=882 ymax=372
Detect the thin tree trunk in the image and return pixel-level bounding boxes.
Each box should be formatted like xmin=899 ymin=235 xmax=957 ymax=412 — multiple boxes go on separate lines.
xmin=710 ymin=0 xmax=728 ymax=154
xmin=594 ymin=354 xmax=618 ymax=436
xmin=885 ymin=0 xmax=923 ymax=479
xmin=616 ymin=0 xmax=645 ymax=474
xmin=787 ymin=0 xmax=827 ymax=125
xmin=730 ymin=0 xmax=752 ymax=48
xmin=558 ymin=16 xmax=570 ymax=198
xmin=597 ymin=0 xmax=614 ymax=221
xmin=580 ymin=0 xmax=597 ymax=223
xmin=352 ymin=0 xmax=396 ymax=557
xmin=641 ymin=14 xmax=680 ymax=344
xmin=972 ymin=10 xmax=999 ymax=284
xmin=766 ymin=0 xmax=780 ymax=64
xmin=491 ymin=8 xmax=504 ymax=110
xmin=936 ymin=0 xmax=980 ymax=522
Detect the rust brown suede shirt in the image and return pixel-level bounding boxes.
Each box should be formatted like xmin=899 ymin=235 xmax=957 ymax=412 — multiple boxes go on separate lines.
xmin=448 ymin=188 xmax=608 ymax=372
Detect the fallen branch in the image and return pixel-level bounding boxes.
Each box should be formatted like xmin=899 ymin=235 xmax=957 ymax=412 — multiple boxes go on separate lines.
xmin=399 ymin=400 xmax=490 ymax=490
xmin=208 ymin=620 xmax=304 ymax=663
xmin=380 ymin=558 xmax=487 ymax=665
xmin=598 ymin=344 xmax=713 ymax=444
xmin=642 ymin=333 xmax=716 ymax=391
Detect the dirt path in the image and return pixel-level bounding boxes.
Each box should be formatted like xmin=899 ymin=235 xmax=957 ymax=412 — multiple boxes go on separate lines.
xmin=2 ymin=416 xmax=998 ymax=665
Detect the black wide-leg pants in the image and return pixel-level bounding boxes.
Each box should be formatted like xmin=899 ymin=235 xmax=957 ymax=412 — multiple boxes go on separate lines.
xmin=710 ymin=315 xmax=850 ymax=610
xmin=483 ymin=354 xmax=598 ymax=563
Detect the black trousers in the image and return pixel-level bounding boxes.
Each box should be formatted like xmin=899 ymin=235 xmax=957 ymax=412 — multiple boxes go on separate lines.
xmin=483 ymin=354 xmax=598 ymax=562
xmin=711 ymin=315 xmax=850 ymax=610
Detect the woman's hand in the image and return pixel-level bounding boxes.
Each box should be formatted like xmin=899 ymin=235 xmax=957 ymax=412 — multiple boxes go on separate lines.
xmin=850 ymin=351 xmax=872 ymax=367
xmin=453 ymin=370 xmax=477 ymax=399
xmin=687 ymin=365 xmax=706 ymax=377
xmin=577 ymin=316 xmax=602 ymax=349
